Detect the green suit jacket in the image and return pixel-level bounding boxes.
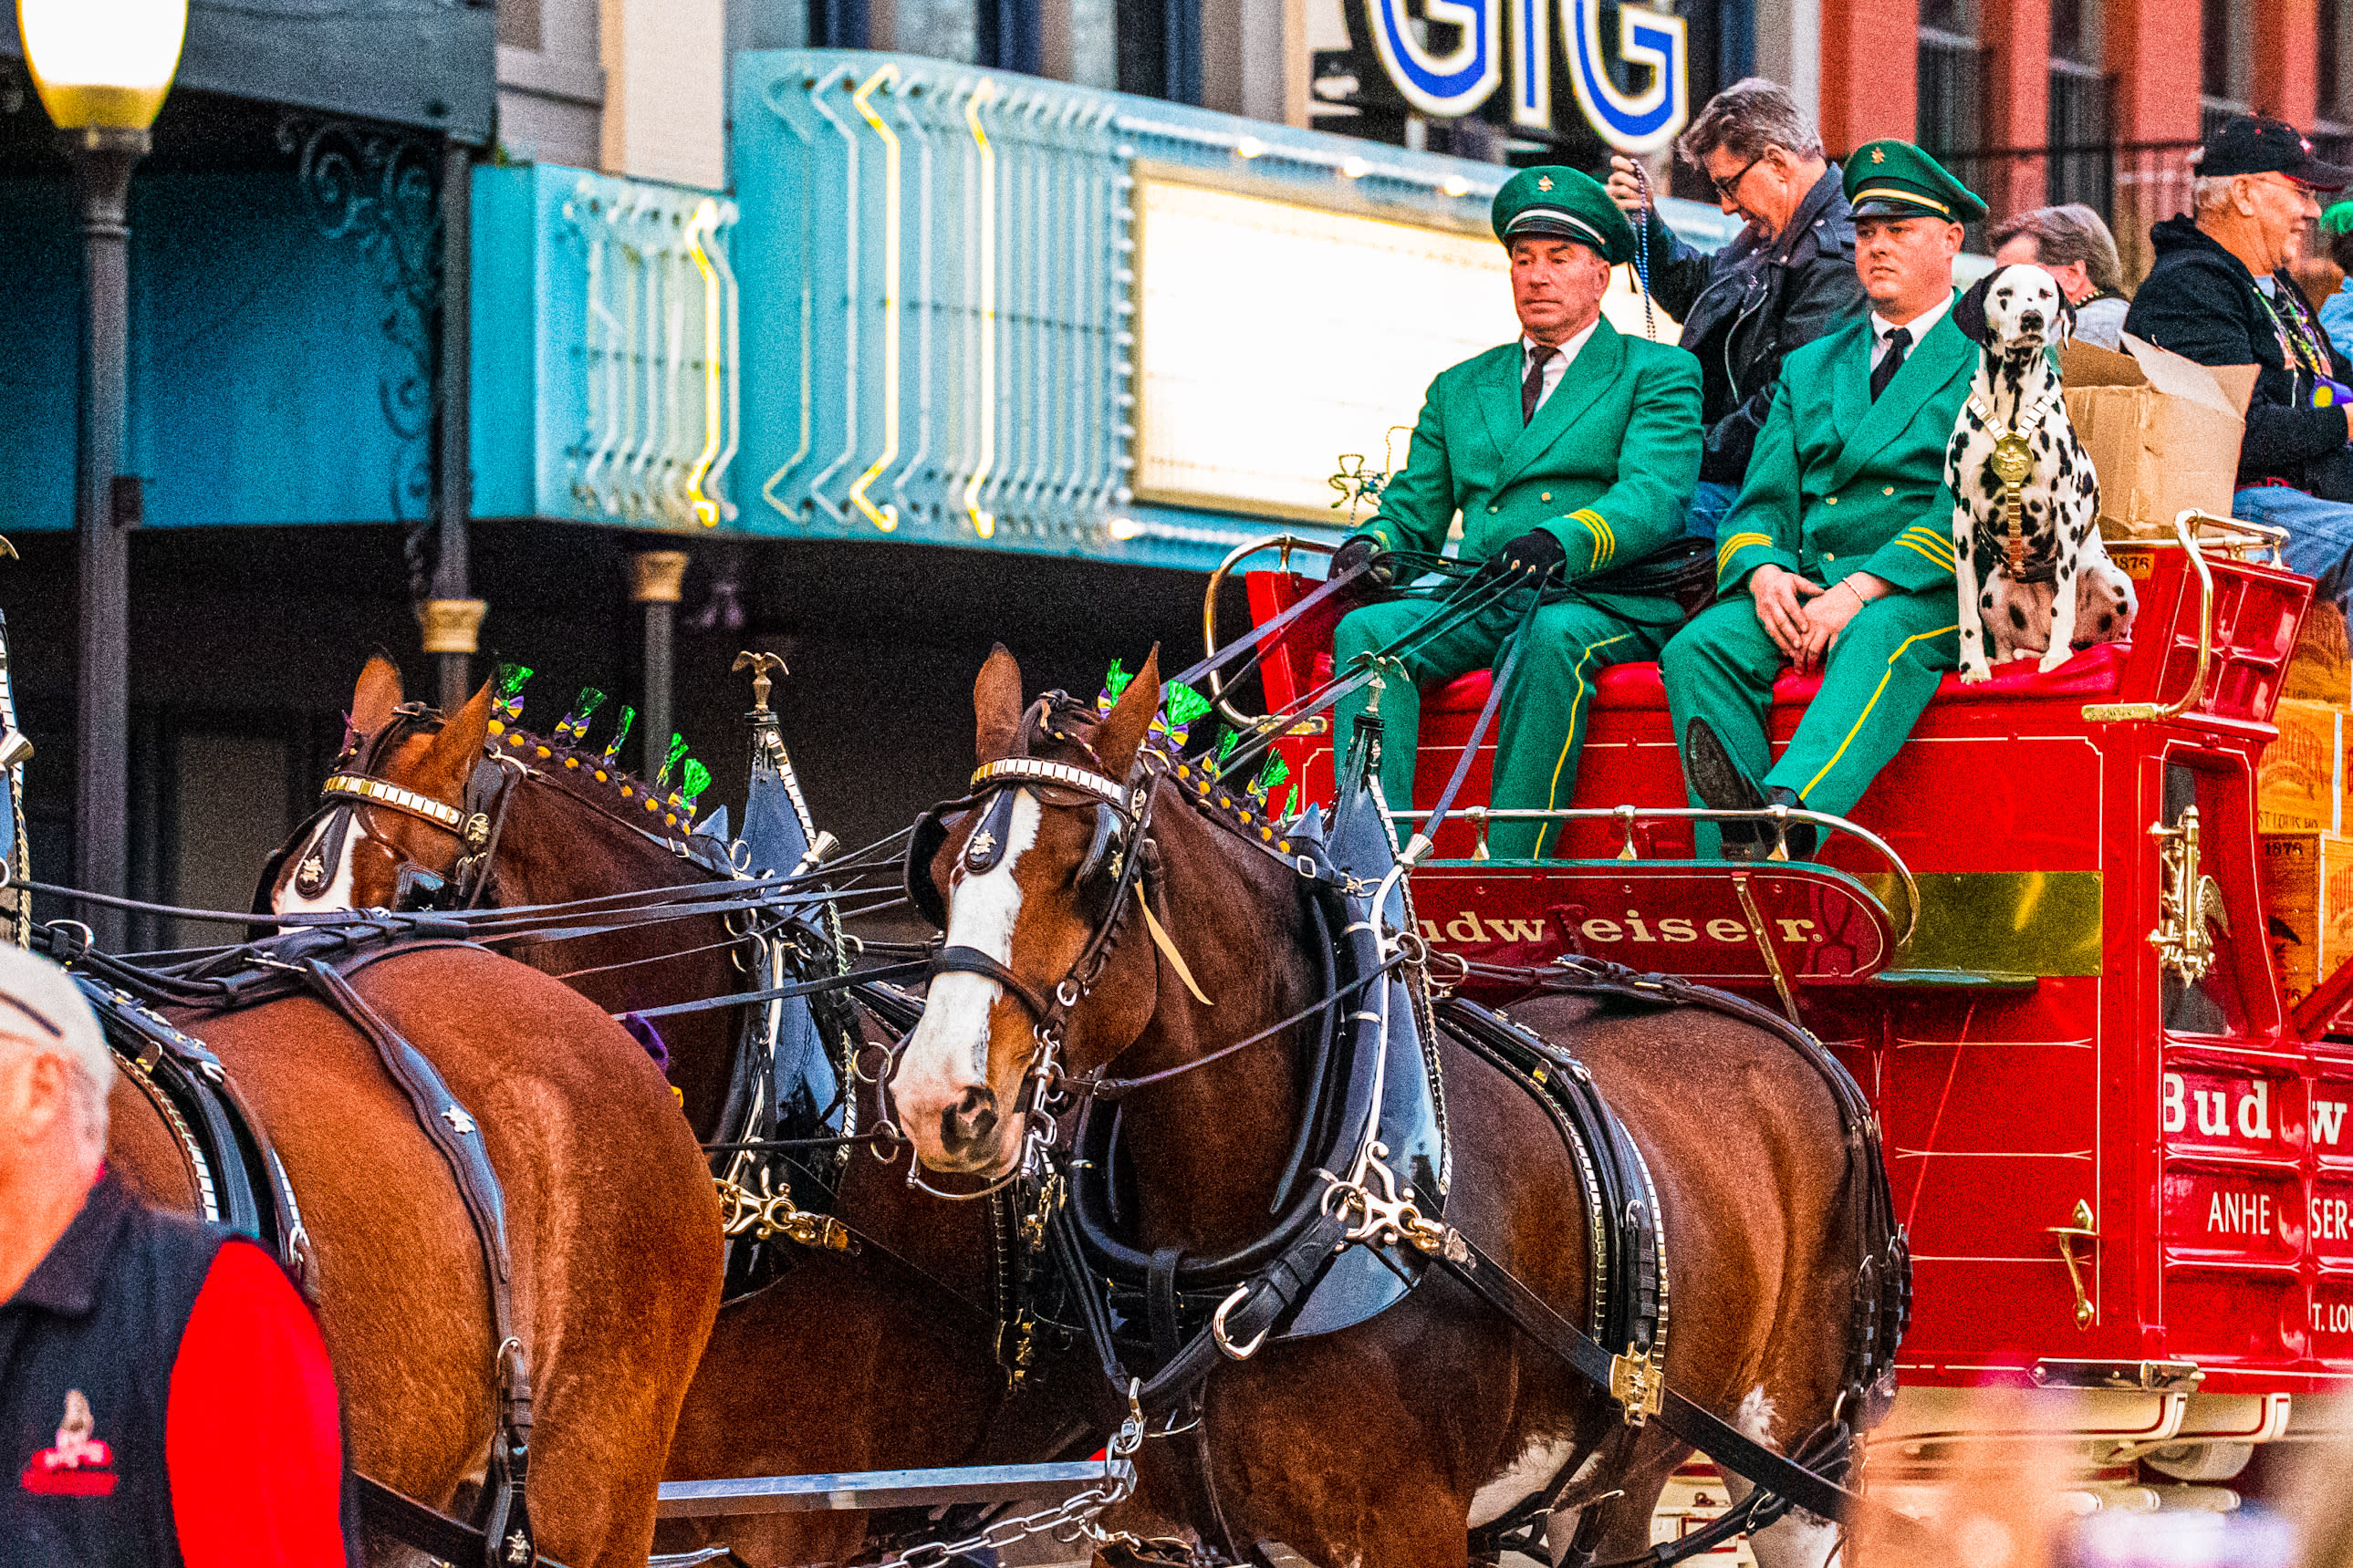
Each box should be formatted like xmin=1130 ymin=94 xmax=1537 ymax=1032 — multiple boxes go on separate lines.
xmin=1713 ymin=298 xmax=1973 ymax=598
xmin=1351 ymin=319 xmax=1702 ymax=589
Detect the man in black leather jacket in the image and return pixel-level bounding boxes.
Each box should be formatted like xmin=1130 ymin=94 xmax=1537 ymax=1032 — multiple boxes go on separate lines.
xmin=2126 ymin=115 xmax=2353 ymax=614
xmin=1606 ymin=78 xmax=1863 ymax=539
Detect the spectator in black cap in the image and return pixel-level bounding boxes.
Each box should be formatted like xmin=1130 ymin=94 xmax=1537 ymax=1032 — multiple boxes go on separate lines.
xmin=2126 ymin=114 xmax=2353 ymax=612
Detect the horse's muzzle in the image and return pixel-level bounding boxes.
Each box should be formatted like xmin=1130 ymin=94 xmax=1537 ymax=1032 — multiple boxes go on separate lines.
xmin=940 ymin=1085 xmax=1002 ymax=1165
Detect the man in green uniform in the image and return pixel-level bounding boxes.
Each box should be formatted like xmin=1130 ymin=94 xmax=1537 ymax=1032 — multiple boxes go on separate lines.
xmin=1330 ymin=166 xmax=1702 ymax=858
xmin=1658 ymin=142 xmax=1983 ymax=858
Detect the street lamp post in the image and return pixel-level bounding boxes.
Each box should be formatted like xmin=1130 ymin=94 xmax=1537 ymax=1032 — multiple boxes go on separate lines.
xmin=17 ymin=0 xmax=187 ymax=948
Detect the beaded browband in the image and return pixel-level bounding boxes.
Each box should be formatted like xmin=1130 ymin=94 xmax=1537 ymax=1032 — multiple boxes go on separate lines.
xmin=321 ymin=773 xmax=486 ymax=846
xmin=970 ymin=758 xmax=1141 ymax=818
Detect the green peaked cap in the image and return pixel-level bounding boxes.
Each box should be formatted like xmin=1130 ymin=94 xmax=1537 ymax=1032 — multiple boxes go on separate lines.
xmin=1491 ymin=166 xmax=1636 ymax=264
xmin=1844 ymin=140 xmax=1986 ymax=223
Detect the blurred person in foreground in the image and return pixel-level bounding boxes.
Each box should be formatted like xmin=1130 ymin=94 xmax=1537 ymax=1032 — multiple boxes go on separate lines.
xmin=1991 ymin=203 xmax=2132 ymax=350
xmin=2124 ymin=115 xmax=2353 ymax=614
xmin=1604 ymin=78 xmax=1864 ymax=539
xmin=0 ymin=944 xmax=353 ymax=1565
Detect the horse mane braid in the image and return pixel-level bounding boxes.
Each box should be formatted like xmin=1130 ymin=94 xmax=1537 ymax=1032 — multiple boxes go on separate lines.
xmin=483 ymin=719 xmax=697 ymax=838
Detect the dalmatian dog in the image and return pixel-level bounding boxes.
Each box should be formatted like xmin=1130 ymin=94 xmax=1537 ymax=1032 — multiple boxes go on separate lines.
xmin=1945 ymin=264 xmax=2135 ymax=681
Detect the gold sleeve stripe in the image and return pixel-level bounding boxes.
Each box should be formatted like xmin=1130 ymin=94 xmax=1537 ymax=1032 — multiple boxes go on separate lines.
xmin=1716 ymin=531 xmax=1775 ymax=574
xmin=1893 ymin=536 xmax=1956 ymax=572
xmin=1898 ymin=527 xmax=1957 ymax=567
xmin=1572 ymin=509 xmax=1615 ymax=568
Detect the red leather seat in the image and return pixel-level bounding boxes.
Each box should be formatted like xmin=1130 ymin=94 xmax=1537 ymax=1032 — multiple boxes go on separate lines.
xmin=1416 ymin=639 xmax=2130 ymax=717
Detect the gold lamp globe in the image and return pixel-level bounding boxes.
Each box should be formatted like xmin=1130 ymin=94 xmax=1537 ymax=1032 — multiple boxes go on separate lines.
xmin=16 ymin=0 xmax=188 ymax=132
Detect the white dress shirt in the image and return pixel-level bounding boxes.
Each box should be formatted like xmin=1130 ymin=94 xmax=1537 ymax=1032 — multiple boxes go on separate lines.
xmin=1869 ymin=292 xmax=1952 ymax=369
xmin=1522 ymin=317 xmax=1602 ymax=414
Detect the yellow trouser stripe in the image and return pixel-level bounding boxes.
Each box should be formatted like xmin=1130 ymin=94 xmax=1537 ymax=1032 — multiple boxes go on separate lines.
xmin=1798 ymin=624 xmax=1960 ymax=800
xmin=1538 ymin=631 xmax=1636 ymax=855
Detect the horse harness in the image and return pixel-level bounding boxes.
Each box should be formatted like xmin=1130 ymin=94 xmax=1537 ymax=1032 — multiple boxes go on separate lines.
xmin=265 ymin=704 xmax=529 ymax=914
xmin=903 ymin=720 xmax=1911 ymax=1566
xmin=63 ymin=926 xmax=550 ymax=1568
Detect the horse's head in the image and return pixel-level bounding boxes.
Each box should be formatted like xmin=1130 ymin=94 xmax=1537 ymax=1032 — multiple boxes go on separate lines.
xmin=267 ymin=658 xmax=498 ymax=916
xmin=890 ymin=646 xmax=1168 ymax=1177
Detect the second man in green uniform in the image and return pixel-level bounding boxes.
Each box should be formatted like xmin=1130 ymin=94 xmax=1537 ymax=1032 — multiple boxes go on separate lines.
xmin=1331 ymin=166 xmax=1702 ymax=858
xmin=1660 ymin=141 xmax=1983 ymax=858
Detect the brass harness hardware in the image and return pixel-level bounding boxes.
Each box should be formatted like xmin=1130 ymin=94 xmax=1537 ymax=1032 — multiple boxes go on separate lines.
xmin=2047 ymin=1199 xmax=2098 ymax=1329
xmin=2147 ymin=805 xmax=2229 ymax=986
xmin=1609 ymin=1341 xmax=1668 ymax=1425
xmin=714 ymin=1167 xmax=852 ymax=1251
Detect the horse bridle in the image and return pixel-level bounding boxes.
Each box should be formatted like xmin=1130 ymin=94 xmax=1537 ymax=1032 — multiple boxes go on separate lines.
xmin=274 ymin=705 xmax=530 ymax=914
xmin=903 ymin=742 xmax=1160 ymax=1198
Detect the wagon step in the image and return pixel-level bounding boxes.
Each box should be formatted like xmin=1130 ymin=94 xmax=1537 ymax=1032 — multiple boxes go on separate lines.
xmin=656 ymin=1459 xmax=1121 ymax=1518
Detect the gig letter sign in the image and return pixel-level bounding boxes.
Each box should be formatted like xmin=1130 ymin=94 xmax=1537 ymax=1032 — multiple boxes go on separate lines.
xmin=1360 ymin=0 xmax=1686 ymax=152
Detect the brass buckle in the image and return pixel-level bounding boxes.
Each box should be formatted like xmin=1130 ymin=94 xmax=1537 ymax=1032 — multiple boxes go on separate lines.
xmin=1212 ymin=1283 xmax=1269 ymax=1361
xmin=1609 ymin=1341 xmax=1665 ymax=1426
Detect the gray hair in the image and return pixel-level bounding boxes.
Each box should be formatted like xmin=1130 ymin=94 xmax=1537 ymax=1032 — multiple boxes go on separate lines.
xmin=1988 ymin=202 xmax=2128 ymax=296
xmin=1676 ymin=78 xmax=1825 ymax=170
xmin=2193 ymin=174 xmax=2244 ymax=215
xmin=0 ymin=947 xmax=111 ymax=1144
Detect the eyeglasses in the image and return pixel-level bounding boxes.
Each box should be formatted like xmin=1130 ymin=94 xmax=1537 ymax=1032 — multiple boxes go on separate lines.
xmin=1712 ymin=152 xmax=1768 ymax=202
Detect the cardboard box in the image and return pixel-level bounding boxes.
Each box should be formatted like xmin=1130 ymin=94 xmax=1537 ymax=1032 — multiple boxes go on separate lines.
xmin=2062 ymin=335 xmax=2259 ymax=539
xmin=2260 ymin=699 xmax=2344 ymax=833
xmin=2263 ymin=832 xmax=2353 ymax=1003
xmin=2285 ymin=603 xmax=2353 ymax=709
xmin=2264 ymin=832 xmax=2337 ymax=1003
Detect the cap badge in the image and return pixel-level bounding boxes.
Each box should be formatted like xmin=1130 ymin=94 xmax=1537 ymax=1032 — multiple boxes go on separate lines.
xmin=1870 ymin=148 xmax=1886 ymax=163
xmin=1536 ymin=174 xmax=1554 ymax=191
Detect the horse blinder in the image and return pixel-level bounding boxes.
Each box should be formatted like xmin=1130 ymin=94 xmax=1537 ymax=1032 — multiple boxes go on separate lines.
xmin=904 ymin=805 xmax=963 ymax=930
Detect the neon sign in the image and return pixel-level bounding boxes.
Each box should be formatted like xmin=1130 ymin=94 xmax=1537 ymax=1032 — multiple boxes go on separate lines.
xmin=1354 ymin=0 xmax=1687 ymax=153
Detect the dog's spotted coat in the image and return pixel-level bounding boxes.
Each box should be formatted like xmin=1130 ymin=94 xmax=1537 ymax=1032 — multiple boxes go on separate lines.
xmin=1944 ymin=264 xmax=2136 ymax=680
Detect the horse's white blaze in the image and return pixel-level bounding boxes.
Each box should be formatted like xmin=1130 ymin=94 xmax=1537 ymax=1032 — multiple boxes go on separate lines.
xmin=274 ymin=813 xmax=357 ymax=922
xmin=895 ymin=793 xmax=1041 ymax=1133
xmin=1468 ymin=1435 xmax=1577 ymax=1528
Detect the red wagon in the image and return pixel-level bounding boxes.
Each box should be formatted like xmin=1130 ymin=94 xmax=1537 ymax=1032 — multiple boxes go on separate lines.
xmin=1216 ymin=517 xmax=2353 ymax=1533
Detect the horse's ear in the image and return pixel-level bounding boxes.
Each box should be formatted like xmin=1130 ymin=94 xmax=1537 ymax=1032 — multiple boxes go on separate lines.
xmin=423 ymin=680 xmax=495 ymax=786
xmin=974 ymin=644 xmax=1026 ymax=763
xmin=350 ymin=656 xmax=404 ymax=738
xmin=1091 ymin=646 xmax=1161 ymax=780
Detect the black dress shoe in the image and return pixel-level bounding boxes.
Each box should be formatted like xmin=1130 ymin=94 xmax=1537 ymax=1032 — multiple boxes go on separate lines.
xmin=1681 ymin=719 xmax=1767 ymax=857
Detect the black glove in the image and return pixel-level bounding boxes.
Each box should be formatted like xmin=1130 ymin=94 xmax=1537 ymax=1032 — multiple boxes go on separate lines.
xmin=1478 ymin=528 xmax=1567 ymax=587
xmin=1329 ymin=537 xmax=1395 ymax=603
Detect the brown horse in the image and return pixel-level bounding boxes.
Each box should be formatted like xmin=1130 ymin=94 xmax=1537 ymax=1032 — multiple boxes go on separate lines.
xmin=890 ymin=648 xmax=1889 ymax=1568
xmin=269 ymin=658 xmax=1098 ymax=1566
xmin=103 ymin=942 xmax=724 ymax=1567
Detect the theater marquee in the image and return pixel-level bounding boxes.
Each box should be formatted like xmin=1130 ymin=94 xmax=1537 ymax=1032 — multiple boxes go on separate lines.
xmin=1130 ymin=172 xmax=1673 ymax=525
